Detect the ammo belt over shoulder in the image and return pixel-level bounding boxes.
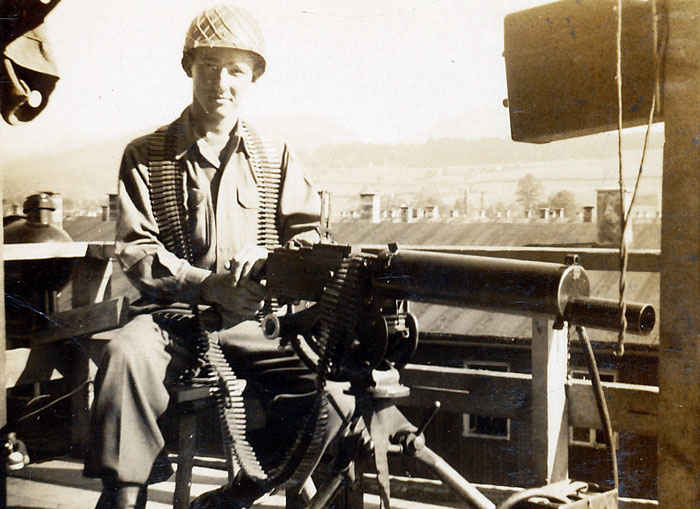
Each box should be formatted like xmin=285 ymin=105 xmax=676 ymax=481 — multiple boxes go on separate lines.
xmin=147 ymin=122 xmax=328 ymax=490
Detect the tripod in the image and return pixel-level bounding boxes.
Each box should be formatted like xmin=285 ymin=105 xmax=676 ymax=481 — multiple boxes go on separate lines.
xmin=300 ymin=367 xmax=495 ymax=509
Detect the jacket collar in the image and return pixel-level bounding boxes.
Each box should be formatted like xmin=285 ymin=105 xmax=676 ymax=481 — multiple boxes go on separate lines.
xmin=171 ymin=106 xmax=249 ymax=163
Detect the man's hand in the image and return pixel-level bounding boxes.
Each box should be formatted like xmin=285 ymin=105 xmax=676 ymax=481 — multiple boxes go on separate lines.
xmin=229 ymin=245 xmax=268 ymax=285
xmin=201 ymin=246 xmax=268 ymax=320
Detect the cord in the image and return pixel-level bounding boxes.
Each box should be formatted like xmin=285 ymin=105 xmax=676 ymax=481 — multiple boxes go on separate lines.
xmin=576 ymin=326 xmax=618 ymax=491
xmin=14 ymin=378 xmax=92 ymax=424
xmin=614 ymin=0 xmax=662 ymax=357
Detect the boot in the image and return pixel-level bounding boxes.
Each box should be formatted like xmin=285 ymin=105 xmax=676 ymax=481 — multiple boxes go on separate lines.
xmin=189 ymin=472 xmax=267 ymax=509
xmin=95 ymin=482 xmax=147 ymax=509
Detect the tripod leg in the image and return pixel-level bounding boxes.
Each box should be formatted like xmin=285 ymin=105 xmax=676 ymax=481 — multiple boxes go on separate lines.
xmin=285 ymin=478 xmax=315 ymax=509
xmin=334 ymin=461 xmax=365 ymax=509
xmin=307 ymin=471 xmax=344 ymax=509
xmin=412 ymin=445 xmax=495 ymax=509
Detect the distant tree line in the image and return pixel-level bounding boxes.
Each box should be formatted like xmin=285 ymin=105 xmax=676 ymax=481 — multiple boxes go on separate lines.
xmin=307 ymin=131 xmax=664 ymax=170
xmin=356 ymin=173 xmax=577 ymax=221
xmin=516 ymin=173 xmax=577 ymax=218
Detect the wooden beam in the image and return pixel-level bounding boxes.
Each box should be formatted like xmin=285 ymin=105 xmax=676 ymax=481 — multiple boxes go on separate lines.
xmin=360 ymin=245 xmax=659 ymax=272
xmin=567 ymin=379 xmax=658 ymax=437
xmin=530 ymin=318 xmax=568 ymax=485
xmin=659 ymin=1 xmax=700 ymax=506
xmin=3 ymin=241 xmax=115 ymax=261
xmin=4 ymin=298 xmax=129 ymax=347
xmin=3 ymin=242 xmax=91 ymax=260
xmin=401 ymin=364 xmax=658 ymax=437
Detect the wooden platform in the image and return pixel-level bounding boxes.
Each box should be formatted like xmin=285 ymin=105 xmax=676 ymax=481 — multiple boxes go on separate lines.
xmin=7 ymin=458 xmax=454 ymax=509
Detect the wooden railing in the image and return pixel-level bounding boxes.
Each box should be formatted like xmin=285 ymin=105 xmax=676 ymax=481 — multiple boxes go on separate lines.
xmin=4 ymin=241 xmax=661 ymax=508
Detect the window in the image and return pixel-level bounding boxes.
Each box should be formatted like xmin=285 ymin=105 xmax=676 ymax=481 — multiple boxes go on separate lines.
xmin=569 ymin=369 xmax=619 ymax=449
xmin=462 ymin=361 xmax=510 ymax=440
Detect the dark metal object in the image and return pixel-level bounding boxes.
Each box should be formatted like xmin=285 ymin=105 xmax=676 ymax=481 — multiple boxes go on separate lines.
xmin=498 ymin=481 xmax=617 ymax=508
xmin=373 ymin=249 xmax=654 ymax=333
xmin=566 ymin=297 xmax=655 ymax=335
xmin=373 ymin=250 xmax=590 ymax=318
xmin=263 ymin=243 xmax=656 ymax=383
xmin=0 ymin=0 xmax=62 ymax=124
xmin=3 ymin=193 xmax=74 ymax=334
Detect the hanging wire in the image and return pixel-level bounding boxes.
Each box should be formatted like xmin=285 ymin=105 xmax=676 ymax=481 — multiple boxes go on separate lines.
xmin=14 ymin=379 xmax=92 ymax=424
xmin=576 ymin=326 xmax=619 ymax=492
xmin=614 ymin=0 xmax=662 ymax=357
xmin=614 ymin=0 xmax=628 ymax=357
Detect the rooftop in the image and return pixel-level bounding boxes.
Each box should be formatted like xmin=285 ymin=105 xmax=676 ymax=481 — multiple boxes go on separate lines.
xmin=62 ymin=218 xmax=660 ymax=346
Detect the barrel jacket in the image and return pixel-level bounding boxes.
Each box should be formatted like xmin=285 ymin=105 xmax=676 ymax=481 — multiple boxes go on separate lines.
xmin=116 ymin=106 xmax=321 ymax=306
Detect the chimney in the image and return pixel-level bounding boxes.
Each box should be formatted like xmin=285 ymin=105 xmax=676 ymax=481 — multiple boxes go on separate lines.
xmin=318 ymin=190 xmax=332 ymax=239
xmin=400 ymin=205 xmax=412 ymax=223
xmin=360 ymin=192 xmax=380 ymax=223
xmin=36 ymin=191 xmax=63 ymax=229
xmin=108 ymin=193 xmax=119 ymax=221
xmin=425 ymin=205 xmax=439 ymax=220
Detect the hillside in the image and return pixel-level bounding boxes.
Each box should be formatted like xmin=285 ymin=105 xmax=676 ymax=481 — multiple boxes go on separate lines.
xmin=3 ymin=124 xmax=663 ymax=210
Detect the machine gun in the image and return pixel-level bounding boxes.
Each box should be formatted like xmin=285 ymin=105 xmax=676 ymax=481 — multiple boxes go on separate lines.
xmin=261 ymin=242 xmax=654 ymax=384
xmin=255 ymin=242 xmax=655 ymax=508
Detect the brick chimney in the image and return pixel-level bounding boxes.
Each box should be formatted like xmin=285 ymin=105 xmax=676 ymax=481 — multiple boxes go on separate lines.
xmin=360 ymin=192 xmax=380 ymax=223
xmin=596 ymin=189 xmax=633 ymax=246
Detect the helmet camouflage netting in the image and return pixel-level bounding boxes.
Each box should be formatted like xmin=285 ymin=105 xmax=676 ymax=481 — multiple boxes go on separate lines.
xmin=182 ymin=4 xmax=266 ymax=80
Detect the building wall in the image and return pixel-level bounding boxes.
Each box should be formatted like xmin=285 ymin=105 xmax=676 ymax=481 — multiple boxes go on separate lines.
xmin=397 ymin=337 xmax=658 ymax=498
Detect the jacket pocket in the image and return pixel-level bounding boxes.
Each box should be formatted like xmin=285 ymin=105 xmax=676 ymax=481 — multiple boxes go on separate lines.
xmin=236 ymin=186 xmax=259 ymax=209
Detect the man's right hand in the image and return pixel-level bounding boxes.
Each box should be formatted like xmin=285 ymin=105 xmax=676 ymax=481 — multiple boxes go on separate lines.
xmin=201 ymin=272 xmax=266 ymax=318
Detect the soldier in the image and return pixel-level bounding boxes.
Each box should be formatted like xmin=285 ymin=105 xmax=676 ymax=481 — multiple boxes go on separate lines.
xmin=83 ymin=4 xmax=351 ymax=508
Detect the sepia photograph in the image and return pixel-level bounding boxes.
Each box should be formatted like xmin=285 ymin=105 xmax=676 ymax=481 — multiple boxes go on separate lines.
xmin=1 ymin=1 xmax=696 ymax=508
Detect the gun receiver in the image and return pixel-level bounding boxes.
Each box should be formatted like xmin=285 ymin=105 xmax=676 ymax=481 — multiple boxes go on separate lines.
xmin=262 ymin=243 xmax=655 ymax=381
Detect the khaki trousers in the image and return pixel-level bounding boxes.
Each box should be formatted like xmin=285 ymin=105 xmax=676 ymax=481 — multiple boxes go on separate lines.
xmin=83 ymin=313 xmax=353 ymax=485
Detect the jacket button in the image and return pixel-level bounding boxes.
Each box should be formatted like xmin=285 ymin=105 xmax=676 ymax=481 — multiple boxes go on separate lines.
xmin=224 ymin=260 xmax=231 ymax=270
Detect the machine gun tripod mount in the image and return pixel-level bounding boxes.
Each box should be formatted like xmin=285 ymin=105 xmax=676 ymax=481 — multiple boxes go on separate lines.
xmin=255 ymin=242 xmax=655 ymax=508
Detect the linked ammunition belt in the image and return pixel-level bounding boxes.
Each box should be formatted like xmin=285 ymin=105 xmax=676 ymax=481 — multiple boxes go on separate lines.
xmin=147 ymin=124 xmax=193 ymax=262
xmin=147 ymin=121 xmax=328 ymax=490
xmin=309 ymin=255 xmax=365 ymax=381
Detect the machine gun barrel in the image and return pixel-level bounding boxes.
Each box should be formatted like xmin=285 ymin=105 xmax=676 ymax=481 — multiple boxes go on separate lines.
xmin=564 ymin=297 xmax=655 ymax=335
xmin=372 ymin=250 xmax=654 ymax=334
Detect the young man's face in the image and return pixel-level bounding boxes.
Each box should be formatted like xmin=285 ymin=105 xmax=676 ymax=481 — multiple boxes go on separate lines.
xmin=190 ymin=48 xmax=256 ymax=120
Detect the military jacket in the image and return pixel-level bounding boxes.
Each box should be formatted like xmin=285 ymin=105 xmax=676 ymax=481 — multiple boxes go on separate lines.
xmin=116 ymin=107 xmax=320 ymax=304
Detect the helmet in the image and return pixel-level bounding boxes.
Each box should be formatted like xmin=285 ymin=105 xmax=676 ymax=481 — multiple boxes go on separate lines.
xmin=182 ymin=4 xmax=266 ymax=80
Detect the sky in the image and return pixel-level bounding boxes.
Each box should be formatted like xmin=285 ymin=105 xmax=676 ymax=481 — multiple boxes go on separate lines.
xmin=0 ymin=0 xmax=547 ymax=160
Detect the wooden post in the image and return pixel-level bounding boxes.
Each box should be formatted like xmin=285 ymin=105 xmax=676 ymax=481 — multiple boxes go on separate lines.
xmin=530 ymin=318 xmax=568 ymax=485
xmin=0 ymin=186 xmax=7 ymax=508
xmin=173 ymin=412 xmax=197 ymax=509
xmin=69 ymin=256 xmax=113 ymax=455
xmin=659 ymin=1 xmax=700 ymax=506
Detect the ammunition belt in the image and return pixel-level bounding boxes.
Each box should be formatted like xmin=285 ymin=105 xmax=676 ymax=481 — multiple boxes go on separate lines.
xmin=315 ymin=255 xmax=364 ymax=381
xmin=147 ymin=124 xmax=193 ymax=262
xmin=147 ymin=121 xmax=328 ymax=490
